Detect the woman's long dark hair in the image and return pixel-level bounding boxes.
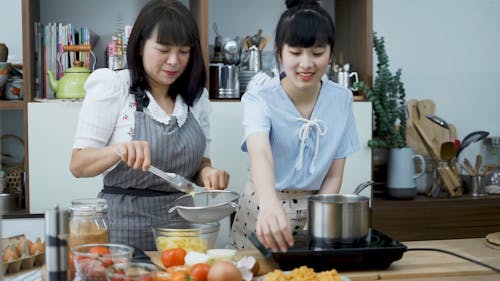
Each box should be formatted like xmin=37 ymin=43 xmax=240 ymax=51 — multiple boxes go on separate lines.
xmin=127 ymin=0 xmax=206 ymax=107
xmin=275 ymin=0 xmax=335 ymax=63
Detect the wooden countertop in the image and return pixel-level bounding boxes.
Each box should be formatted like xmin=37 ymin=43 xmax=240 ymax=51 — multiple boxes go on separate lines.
xmin=148 ymin=237 xmax=500 ymax=281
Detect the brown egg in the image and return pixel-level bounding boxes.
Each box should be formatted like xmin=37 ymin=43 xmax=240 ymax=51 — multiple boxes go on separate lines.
xmin=3 ymin=246 xmax=19 ymax=262
xmin=30 ymin=237 xmax=45 ymax=255
xmin=16 ymin=238 xmax=33 ymax=256
xmin=207 ymin=261 xmax=243 ymax=281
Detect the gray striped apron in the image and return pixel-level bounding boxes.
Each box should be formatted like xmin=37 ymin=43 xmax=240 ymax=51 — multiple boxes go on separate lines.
xmin=99 ymin=91 xmax=205 ymax=251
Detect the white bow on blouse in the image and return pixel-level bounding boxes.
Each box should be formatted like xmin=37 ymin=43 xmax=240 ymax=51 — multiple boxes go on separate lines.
xmin=295 ymin=118 xmax=328 ymax=174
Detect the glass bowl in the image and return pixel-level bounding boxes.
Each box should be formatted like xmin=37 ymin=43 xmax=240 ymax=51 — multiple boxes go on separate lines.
xmin=106 ymin=262 xmax=159 ymax=281
xmin=71 ymin=243 xmax=134 ymax=281
xmin=153 ymin=220 xmax=219 ymax=253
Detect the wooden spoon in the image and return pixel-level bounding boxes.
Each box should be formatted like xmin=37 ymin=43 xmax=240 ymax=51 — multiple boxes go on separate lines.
xmin=463 ymin=158 xmax=476 ymax=176
xmin=474 ymin=155 xmax=483 ymax=176
xmin=440 ymin=142 xmax=456 ymax=162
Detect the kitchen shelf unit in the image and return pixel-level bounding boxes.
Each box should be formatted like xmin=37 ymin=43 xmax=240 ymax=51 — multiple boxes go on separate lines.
xmin=0 ymin=0 xmax=34 ymax=213
xmin=191 ymin=0 xmax=373 ymax=97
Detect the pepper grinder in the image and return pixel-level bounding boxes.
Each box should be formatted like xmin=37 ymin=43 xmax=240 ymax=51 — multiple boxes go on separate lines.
xmin=45 ymin=205 xmax=70 ymax=281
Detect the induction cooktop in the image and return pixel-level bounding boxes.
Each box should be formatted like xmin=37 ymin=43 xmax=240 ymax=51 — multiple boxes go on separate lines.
xmin=249 ymin=229 xmax=407 ymax=271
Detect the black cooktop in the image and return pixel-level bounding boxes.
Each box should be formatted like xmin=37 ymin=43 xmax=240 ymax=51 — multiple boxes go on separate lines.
xmin=249 ymin=229 xmax=407 ymax=271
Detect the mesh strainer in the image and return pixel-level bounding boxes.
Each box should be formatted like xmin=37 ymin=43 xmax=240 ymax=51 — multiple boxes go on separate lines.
xmin=168 ymin=190 xmax=240 ymax=223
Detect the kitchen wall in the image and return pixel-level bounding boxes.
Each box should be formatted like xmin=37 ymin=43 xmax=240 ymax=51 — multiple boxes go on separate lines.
xmin=373 ymin=0 xmax=500 ymax=161
xmin=0 ymin=0 xmax=22 ymax=64
xmin=0 ymin=0 xmax=24 ymax=145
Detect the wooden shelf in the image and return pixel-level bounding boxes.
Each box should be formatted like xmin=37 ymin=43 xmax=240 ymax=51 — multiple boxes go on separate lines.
xmin=0 ymin=101 xmax=26 ymax=110
xmin=372 ymin=194 xmax=500 ymax=241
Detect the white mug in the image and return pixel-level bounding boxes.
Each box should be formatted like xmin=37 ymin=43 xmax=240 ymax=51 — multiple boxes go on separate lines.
xmin=387 ymin=147 xmax=425 ymax=199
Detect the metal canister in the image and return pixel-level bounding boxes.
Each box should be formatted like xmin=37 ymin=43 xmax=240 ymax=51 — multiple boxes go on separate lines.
xmin=68 ymin=198 xmax=109 ymax=249
xmin=5 ymin=78 xmax=23 ymax=100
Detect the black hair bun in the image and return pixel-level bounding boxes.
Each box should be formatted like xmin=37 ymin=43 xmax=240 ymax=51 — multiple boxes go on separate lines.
xmin=285 ymin=0 xmax=319 ymax=9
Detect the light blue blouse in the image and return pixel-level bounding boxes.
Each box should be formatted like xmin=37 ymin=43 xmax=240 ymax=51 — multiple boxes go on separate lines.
xmin=241 ymin=75 xmax=360 ymax=191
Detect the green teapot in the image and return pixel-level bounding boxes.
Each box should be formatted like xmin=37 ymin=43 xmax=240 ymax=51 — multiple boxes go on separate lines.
xmin=47 ymin=60 xmax=91 ymax=99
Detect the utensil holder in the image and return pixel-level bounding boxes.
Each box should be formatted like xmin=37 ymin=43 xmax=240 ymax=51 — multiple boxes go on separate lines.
xmin=471 ymin=175 xmax=486 ymax=197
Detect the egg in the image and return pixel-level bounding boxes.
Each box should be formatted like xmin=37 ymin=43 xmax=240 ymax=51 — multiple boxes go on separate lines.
xmin=207 ymin=260 xmax=243 ymax=281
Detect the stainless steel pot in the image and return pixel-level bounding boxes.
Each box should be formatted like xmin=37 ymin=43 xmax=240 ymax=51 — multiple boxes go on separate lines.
xmin=307 ymin=181 xmax=372 ymax=244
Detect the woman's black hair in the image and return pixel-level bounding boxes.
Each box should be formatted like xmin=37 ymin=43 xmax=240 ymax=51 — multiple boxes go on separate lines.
xmin=275 ymin=0 xmax=335 ymax=63
xmin=127 ymin=0 xmax=206 ymax=107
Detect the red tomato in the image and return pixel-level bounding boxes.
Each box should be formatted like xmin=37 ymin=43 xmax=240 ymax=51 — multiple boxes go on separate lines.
xmin=189 ymin=263 xmax=211 ymax=281
xmin=161 ymin=248 xmax=187 ymax=268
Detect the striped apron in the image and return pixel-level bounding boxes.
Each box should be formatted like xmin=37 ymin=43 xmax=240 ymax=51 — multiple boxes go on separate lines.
xmin=229 ymin=181 xmax=315 ymax=250
xmin=100 ymin=91 xmax=206 ymax=251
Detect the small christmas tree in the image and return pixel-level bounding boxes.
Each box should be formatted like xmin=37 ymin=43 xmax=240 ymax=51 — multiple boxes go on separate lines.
xmin=355 ymin=34 xmax=407 ymax=149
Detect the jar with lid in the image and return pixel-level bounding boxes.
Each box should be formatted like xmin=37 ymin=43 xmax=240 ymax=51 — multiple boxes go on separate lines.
xmin=69 ymin=198 xmax=109 ymax=248
xmin=481 ymin=137 xmax=500 ymax=165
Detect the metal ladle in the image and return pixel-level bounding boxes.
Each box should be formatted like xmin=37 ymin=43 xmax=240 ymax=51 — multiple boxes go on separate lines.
xmin=456 ymin=131 xmax=489 ymax=158
xmin=426 ymin=114 xmax=451 ymax=139
xmin=426 ymin=114 xmax=456 ymax=161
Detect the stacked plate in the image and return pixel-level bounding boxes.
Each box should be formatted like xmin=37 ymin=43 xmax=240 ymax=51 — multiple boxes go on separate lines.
xmin=239 ymin=70 xmax=258 ymax=94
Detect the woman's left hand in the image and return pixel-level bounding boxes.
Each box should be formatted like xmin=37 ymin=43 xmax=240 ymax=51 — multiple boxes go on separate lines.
xmin=199 ymin=167 xmax=230 ymax=190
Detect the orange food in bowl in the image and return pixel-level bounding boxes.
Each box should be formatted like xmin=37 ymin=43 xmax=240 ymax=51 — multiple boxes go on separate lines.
xmin=71 ymin=243 xmax=133 ymax=281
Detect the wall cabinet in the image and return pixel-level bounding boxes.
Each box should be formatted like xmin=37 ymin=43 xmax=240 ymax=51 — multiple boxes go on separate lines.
xmin=14 ymin=0 xmax=373 ymax=213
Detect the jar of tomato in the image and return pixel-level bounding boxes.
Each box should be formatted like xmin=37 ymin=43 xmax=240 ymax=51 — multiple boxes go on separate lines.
xmin=68 ymin=198 xmax=109 ymax=248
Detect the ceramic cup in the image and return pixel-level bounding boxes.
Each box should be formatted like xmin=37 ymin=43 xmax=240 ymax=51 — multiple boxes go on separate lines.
xmin=387 ymin=147 xmax=426 ymax=199
xmin=0 ymin=43 xmax=8 ymax=62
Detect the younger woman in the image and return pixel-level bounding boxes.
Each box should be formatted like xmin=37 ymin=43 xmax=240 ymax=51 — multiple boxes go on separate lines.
xmin=230 ymin=0 xmax=359 ymax=252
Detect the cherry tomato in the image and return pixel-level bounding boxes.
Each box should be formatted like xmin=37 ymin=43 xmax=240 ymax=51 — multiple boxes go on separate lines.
xmin=160 ymin=248 xmax=187 ymax=268
xmin=170 ymin=270 xmax=190 ymax=281
xmin=88 ymin=246 xmax=110 ymax=255
xmin=101 ymin=257 xmax=114 ymax=268
xmin=189 ymin=263 xmax=211 ymax=281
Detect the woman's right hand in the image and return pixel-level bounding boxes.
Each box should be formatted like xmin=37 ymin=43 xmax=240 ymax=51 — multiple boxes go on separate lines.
xmin=256 ymin=200 xmax=294 ymax=252
xmin=115 ymin=141 xmax=151 ymax=171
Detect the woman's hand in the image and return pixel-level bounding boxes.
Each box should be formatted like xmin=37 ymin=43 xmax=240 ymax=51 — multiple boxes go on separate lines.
xmin=116 ymin=141 xmax=151 ymax=171
xmin=198 ymin=166 xmax=230 ymax=190
xmin=256 ymin=200 xmax=294 ymax=252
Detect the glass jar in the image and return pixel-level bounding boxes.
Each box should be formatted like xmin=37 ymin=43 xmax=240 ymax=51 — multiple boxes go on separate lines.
xmin=69 ymin=198 xmax=109 ymax=248
xmin=481 ymin=137 xmax=500 ymax=166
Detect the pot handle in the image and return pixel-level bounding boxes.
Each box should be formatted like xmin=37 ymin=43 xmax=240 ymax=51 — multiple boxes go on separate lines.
xmin=353 ymin=180 xmax=373 ymax=195
xmin=168 ymin=206 xmax=178 ymax=214
xmin=227 ymin=202 xmax=238 ymax=208
xmin=57 ymin=45 xmax=97 ymax=71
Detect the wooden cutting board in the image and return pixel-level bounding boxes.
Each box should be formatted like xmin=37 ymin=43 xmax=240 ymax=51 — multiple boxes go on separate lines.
xmin=406 ymin=99 xmax=427 ymax=155
xmin=406 ymin=99 xmax=457 ymax=159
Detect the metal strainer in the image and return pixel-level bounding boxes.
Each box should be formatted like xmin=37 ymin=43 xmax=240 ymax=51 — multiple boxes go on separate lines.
xmin=168 ymin=190 xmax=240 ymax=223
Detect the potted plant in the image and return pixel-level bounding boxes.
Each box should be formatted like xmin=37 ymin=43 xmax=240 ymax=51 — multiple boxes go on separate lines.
xmin=355 ymin=33 xmax=407 ymax=150
xmin=355 ymin=34 xmax=419 ymax=199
